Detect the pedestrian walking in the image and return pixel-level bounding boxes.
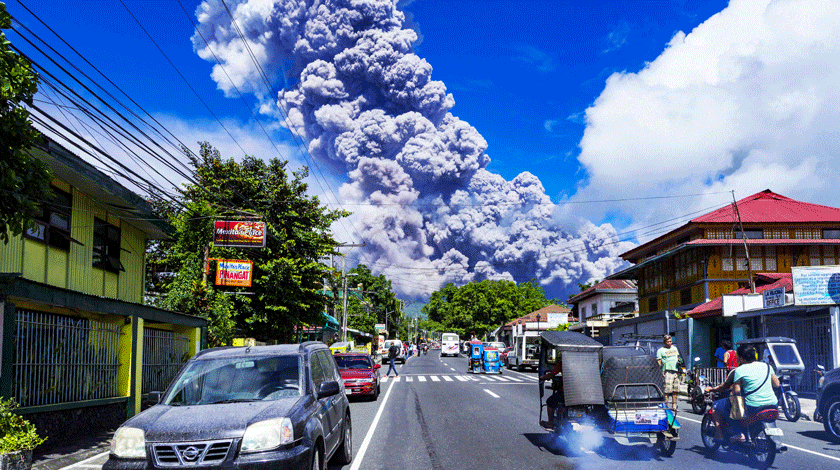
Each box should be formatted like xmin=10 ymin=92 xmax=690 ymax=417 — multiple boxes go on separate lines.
xmin=657 ymin=334 xmax=682 ymax=412
xmin=386 ymin=342 xmax=400 ymax=377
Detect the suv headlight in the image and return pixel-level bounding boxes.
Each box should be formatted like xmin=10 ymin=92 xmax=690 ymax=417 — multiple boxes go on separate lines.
xmin=241 ymin=418 xmax=294 ymax=452
xmin=112 ymin=427 xmax=146 ymax=459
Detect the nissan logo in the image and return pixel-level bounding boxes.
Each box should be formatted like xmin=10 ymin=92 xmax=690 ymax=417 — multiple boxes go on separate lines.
xmin=181 ymin=446 xmax=201 ymax=461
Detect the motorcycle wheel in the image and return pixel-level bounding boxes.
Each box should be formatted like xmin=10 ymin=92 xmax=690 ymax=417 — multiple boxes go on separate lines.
xmin=748 ymin=428 xmax=777 ymax=469
xmin=691 ymin=385 xmax=706 ymax=414
xmin=655 ymin=432 xmax=676 ymax=457
xmin=700 ymin=413 xmax=720 ymax=451
xmin=783 ymin=392 xmax=801 ymax=422
xmin=824 ymin=396 xmax=840 ymax=443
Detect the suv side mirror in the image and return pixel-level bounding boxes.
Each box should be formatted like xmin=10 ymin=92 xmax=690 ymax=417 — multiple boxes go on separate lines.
xmin=317 ymin=381 xmax=341 ymax=399
xmin=148 ymin=391 xmax=163 ymax=404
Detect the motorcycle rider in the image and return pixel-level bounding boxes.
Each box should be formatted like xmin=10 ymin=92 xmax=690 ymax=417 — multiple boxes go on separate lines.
xmin=705 ymin=343 xmax=780 ymax=442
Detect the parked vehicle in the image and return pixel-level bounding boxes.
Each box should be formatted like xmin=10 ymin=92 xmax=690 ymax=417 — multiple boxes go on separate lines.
xmin=739 ymin=337 xmax=804 ymax=422
xmin=700 ymin=405 xmax=786 ymax=469
xmin=335 ymin=352 xmax=381 ymax=400
xmin=104 ymin=343 xmax=352 ymax=470
xmin=507 ymin=331 xmax=541 ymax=371
xmin=329 ymin=341 xmax=353 ymax=355
xmin=440 ymin=332 xmax=460 ymax=357
xmin=538 ymin=332 xmax=679 ymax=456
xmin=685 ymin=357 xmax=727 ymax=414
xmin=815 ymin=363 xmax=840 ymax=443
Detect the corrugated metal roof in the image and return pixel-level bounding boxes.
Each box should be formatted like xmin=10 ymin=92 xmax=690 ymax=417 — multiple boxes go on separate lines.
xmin=687 ymin=239 xmax=840 ymax=246
xmin=568 ymin=279 xmax=637 ymax=303
xmin=692 ymin=189 xmax=840 ymax=223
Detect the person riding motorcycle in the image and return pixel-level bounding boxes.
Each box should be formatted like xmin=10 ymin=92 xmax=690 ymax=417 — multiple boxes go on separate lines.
xmin=705 ymin=343 xmax=781 ymax=442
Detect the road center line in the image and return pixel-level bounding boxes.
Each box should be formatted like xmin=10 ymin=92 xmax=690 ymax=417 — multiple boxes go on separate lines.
xmin=484 ymin=389 xmax=500 ymax=398
xmin=350 ymin=377 xmax=397 ymax=470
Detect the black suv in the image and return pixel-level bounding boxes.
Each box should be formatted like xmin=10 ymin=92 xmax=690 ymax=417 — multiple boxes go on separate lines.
xmin=104 ymin=342 xmax=352 ymax=470
xmin=816 ymin=364 xmax=840 ymax=443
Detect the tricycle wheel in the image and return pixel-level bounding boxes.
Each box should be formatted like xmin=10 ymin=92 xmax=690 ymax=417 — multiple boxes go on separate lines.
xmin=700 ymin=412 xmax=720 ymax=450
xmin=690 ymin=385 xmax=706 ymax=414
xmin=656 ymin=433 xmax=676 ymax=457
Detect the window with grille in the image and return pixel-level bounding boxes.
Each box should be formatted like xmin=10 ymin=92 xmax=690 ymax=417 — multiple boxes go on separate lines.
xmin=810 ymin=245 xmax=822 ymax=266
xmin=765 ymin=246 xmax=777 ymax=270
xmin=24 ymin=186 xmax=73 ymax=251
xmin=93 ymin=219 xmax=123 ymax=273
xmin=824 ymin=246 xmax=838 ymax=265
xmin=734 ymin=229 xmax=763 ymax=239
xmin=795 ymin=229 xmax=818 ymax=239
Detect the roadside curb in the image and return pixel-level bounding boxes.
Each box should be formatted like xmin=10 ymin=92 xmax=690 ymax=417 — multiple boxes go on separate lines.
xmin=32 ymin=432 xmax=112 ymax=470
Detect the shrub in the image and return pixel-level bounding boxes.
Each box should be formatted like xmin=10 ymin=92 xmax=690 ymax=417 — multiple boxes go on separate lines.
xmin=0 ymin=399 xmax=46 ymax=453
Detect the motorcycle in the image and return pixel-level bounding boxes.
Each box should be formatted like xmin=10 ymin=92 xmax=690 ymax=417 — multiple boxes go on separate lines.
xmin=701 ymin=405 xmax=787 ymax=469
xmin=776 ymin=373 xmax=801 ymax=422
xmin=685 ymin=358 xmax=722 ymax=414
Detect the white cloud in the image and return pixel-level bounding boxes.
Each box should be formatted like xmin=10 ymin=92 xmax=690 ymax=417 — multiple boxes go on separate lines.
xmin=572 ymin=0 xmax=840 ymax=240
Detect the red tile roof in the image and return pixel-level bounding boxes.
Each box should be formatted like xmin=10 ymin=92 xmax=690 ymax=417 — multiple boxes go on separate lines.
xmin=687 ymin=274 xmax=793 ymax=319
xmin=692 ymin=190 xmax=840 ymax=223
xmin=568 ymin=279 xmax=637 ymax=303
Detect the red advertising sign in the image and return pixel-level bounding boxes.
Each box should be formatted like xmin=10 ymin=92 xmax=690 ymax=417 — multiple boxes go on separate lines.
xmin=213 ymin=221 xmax=266 ymax=248
xmin=215 ymin=260 xmax=253 ymax=287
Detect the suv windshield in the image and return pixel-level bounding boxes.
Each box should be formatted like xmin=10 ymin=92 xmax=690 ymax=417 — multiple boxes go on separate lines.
xmin=165 ymin=355 xmax=301 ymax=405
xmin=335 ymin=356 xmax=373 ymax=369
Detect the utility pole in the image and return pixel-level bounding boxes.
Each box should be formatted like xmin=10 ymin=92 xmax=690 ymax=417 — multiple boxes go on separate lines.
xmin=336 ymin=243 xmax=364 ymax=343
xmin=732 ymin=191 xmax=755 ymax=293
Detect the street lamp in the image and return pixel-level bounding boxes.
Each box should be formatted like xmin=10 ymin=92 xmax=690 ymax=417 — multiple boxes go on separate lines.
xmin=536 ymin=314 xmax=541 ymax=332
xmin=342 ymin=272 xmax=358 ymax=342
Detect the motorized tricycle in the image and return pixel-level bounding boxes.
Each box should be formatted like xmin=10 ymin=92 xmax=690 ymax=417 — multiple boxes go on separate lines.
xmin=538 ymin=331 xmax=679 ymax=456
xmin=468 ymin=341 xmax=502 ymax=374
xmin=739 ymin=337 xmax=805 ymax=422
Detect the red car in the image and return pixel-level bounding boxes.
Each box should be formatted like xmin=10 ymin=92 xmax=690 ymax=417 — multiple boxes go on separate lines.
xmin=334 ymin=353 xmax=381 ymax=400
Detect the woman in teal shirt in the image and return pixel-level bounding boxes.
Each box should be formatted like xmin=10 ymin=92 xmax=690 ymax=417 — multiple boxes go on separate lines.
xmin=705 ymin=343 xmax=780 ymax=441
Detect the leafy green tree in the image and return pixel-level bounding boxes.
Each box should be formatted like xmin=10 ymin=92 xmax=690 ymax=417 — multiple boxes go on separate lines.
xmin=0 ymin=3 xmax=52 ymax=243
xmin=422 ymin=279 xmax=555 ymax=338
xmin=150 ymin=142 xmax=348 ymax=343
xmin=343 ymin=264 xmax=401 ymax=338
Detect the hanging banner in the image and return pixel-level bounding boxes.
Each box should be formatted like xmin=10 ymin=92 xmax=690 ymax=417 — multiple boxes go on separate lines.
xmin=216 ymin=260 xmax=253 ymax=287
xmin=213 ymin=221 xmax=266 ymax=248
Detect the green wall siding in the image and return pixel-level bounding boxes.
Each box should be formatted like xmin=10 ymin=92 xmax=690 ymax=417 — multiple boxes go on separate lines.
xmin=1 ymin=178 xmax=149 ymax=303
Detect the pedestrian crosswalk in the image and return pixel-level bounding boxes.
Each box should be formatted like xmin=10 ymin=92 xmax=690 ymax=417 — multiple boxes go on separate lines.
xmin=381 ymin=374 xmax=534 ymax=383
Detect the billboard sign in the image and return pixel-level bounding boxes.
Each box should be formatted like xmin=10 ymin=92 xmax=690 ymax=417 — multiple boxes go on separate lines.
xmin=215 ymin=260 xmax=253 ymax=287
xmin=762 ymin=286 xmax=786 ymax=308
xmin=791 ymin=265 xmax=840 ymax=306
xmin=213 ymin=221 xmax=266 ymax=248
xmin=375 ymin=324 xmax=387 ymax=332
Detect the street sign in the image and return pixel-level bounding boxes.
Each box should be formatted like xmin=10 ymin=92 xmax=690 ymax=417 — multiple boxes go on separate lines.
xmin=213 ymin=221 xmax=266 ymax=248
xmin=375 ymin=323 xmax=386 ymax=332
xmin=792 ymin=265 xmax=840 ymax=306
xmin=762 ymin=286 xmax=786 ymax=308
xmin=215 ymin=259 xmax=253 ymax=287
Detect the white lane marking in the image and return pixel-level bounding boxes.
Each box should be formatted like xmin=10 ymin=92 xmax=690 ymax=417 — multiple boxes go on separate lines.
xmin=430 ymin=376 xmax=440 ymax=381
xmin=505 ymin=376 xmax=521 ymax=382
xmin=405 ymin=376 xmax=413 ymax=382
xmin=450 ymin=367 xmax=456 ymax=371
xmin=483 ymin=376 xmax=496 ymax=382
xmin=442 ymin=375 xmax=453 ymax=381
xmin=418 ymin=376 xmax=427 ymax=382
xmin=350 ymin=374 xmax=397 ymax=470
xmin=484 ymin=389 xmax=500 ymax=398
xmin=59 ymin=452 xmax=110 ymax=470
xmin=496 ymin=376 xmax=509 ymax=381
xmin=455 ymin=375 xmax=468 ymax=381
xmin=392 ymin=376 xmax=400 ymax=382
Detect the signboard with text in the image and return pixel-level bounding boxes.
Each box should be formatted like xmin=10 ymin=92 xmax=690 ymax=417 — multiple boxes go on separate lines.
xmin=215 ymin=260 xmax=253 ymax=287
xmin=762 ymin=286 xmax=786 ymax=308
xmin=213 ymin=221 xmax=266 ymax=248
xmin=791 ymin=265 xmax=840 ymax=306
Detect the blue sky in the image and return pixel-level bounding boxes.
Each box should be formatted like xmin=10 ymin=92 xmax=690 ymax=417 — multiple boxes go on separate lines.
xmin=7 ymin=0 xmax=840 ymax=301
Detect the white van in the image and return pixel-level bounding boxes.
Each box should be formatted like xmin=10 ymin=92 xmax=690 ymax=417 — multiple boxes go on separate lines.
xmin=440 ymin=333 xmax=460 ymax=357
xmin=379 ymin=339 xmax=406 ymax=364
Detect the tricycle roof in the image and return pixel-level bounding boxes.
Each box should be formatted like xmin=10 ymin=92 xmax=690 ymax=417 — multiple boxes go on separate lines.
xmin=737 ymin=336 xmax=796 ymax=345
xmin=539 ymin=330 xmax=603 ymax=351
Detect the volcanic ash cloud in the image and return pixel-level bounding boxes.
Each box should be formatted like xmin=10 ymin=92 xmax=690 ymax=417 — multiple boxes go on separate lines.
xmin=193 ymin=0 xmax=633 ymax=298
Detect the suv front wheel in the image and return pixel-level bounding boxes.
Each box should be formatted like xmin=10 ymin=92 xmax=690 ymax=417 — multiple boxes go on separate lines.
xmin=332 ymin=412 xmax=353 ymax=464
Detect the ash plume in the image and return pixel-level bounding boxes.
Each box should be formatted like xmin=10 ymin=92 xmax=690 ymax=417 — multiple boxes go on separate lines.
xmin=193 ymin=0 xmax=632 ymax=299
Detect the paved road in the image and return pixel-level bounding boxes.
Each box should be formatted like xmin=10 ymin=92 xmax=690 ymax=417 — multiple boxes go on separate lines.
xmin=53 ymin=350 xmax=840 ymax=470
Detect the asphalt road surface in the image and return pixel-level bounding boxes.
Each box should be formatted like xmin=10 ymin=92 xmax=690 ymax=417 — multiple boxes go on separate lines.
xmin=64 ymin=350 xmax=840 ymax=470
